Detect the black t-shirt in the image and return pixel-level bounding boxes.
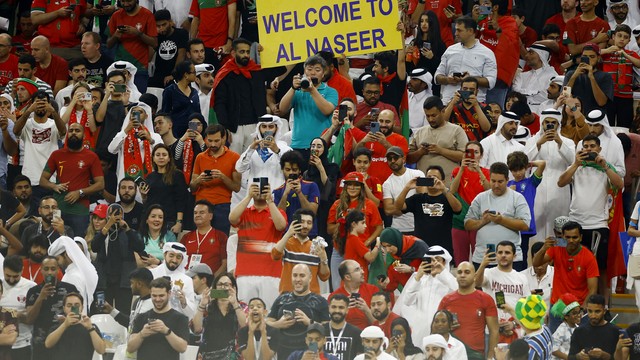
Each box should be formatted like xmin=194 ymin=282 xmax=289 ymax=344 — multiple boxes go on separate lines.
xmin=84 ymin=53 xmax=114 ymax=88
xmin=569 ymin=322 xmax=620 ymax=357
xmin=236 ymin=0 xmax=259 ymax=43
xmin=322 ymin=322 xmax=363 ymax=360
xmin=237 ymin=324 xmax=277 ymax=355
xmin=0 ymin=189 xmax=19 ymax=223
xmin=26 ymin=281 xmax=79 ymax=346
xmin=268 ymin=292 xmax=330 ymax=360
xmin=198 ymin=304 xmax=239 ymax=357
xmin=149 ymin=28 xmax=189 ymax=88
xmin=405 ymin=193 xmax=458 ymax=254
xmin=121 ymin=201 xmax=144 ymax=231
xmin=95 ymin=100 xmax=125 ymax=161
xmin=47 ymin=322 xmax=102 ymax=360
xmin=380 ymin=73 xmax=405 ymax=113
xmin=626 ymin=322 xmax=640 ymax=360
xmin=131 ymin=308 xmax=189 ymax=360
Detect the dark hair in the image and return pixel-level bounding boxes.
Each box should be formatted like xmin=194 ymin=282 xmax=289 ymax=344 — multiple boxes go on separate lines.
xmin=304 ymin=55 xmax=327 ymax=69
xmin=430 ymin=309 xmax=454 ymax=334
xmin=205 ymin=124 xmax=227 ymax=137
xmin=187 ymin=38 xmax=205 ymax=51
xmin=390 ymin=317 xmax=423 ymax=355
xmin=587 ymin=294 xmax=606 ymax=306
xmin=32 ymin=90 xmax=50 ymax=103
xmin=373 ymin=51 xmax=396 ymax=73
xmin=338 ymin=260 xmax=351 ymax=280
xmin=562 ymin=220 xmax=582 ymax=234
xmin=426 ymin=165 xmax=445 ymax=180
xmin=508 ymin=339 xmax=530 ymax=360
xmin=232 ymin=38 xmax=252 ymax=50
xmin=582 ymin=134 xmax=601 ymax=146
xmin=316 ymin=50 xmax=338 ymax=68
xmin=139 ymin=204 xmax=168 ymax=246
xmin=510 ymin=101 xmax=531 ymax=118
xmin=91 ymin=87 xmax=104 ymax=102
xmin=615 ymin=24 xmax=632 ymax=36
xmin=489 ymin=162 xmax=509 ymax=179
xmin=63 ymin=292 xmax=84 ymax=306
xmin=173 ymin=60 xmax=193 ymax=82
xmin=511 ymin=8 xmax=526 ymax=18
xmin=42 ymin=255 xmax=58 ymax=264
xmin=336 ymin=210 xmax=365 ymax=255
xmin=353 ymin=147 xmax=372 ymax=160
xmin=129 ymin=267 xmax=154 ymax=286
xmin=67 ymin=58 xmax=85 ymax=71
xmin=455 ymin=16 xmax=477 ymax=31
xmin=618 ymin=133 xmax=631 ymax=154
xmin=491 ymin=0 xmax=509 ymax=15
xmin=18 ymin=54 xmax=36 ymax=69
xmin=372 ymin=291 xmax=391 ymax=303
xmin=106 ymin=70 xmax=125 ymax=83
xmin=194 ymin=199 xmax=215 ymax=214
xmin=423 ymin=96 xmax=444 ymax=110
xmin=496 ymin=240 xmax=516 ymax=254
xmin=414 ymin=11 xmax=444 ymax=54
xmin=151 ymin=143 xmax=178 ymax=185
xmin=466 ymin=140 xmax=484 ymax=154
xmin=330 ymin=293 xmax=350 ymax=305
xmin=119 ymin=177 xmax=136 ymax=187
xmin=150 ymin=277 xmax=171 ymax=292
xmin=154 ymin=112 xmax=173 ymax=123
xmin=70 ymin=81 xmax=90 ymax=99
xmin=248 ymin=297 xmax=266 ymax=308
xmin=506 ymin=91 xmax=527 ymax=106
xmin=280 ymin=150 xmax=305 ymax=169
xmin=362 ymin=76 xmax=381 ymax=89
xmin=12 ymin=174 xmax=31 ymax=189
xmin=195 ymin=273 xmax=214 ymax=287
xmin=461 ymin=76 xmax=479 ymax=89
xmin=139 ymin=93 xmax=158 ymax=110
xmin=19 ymin=10 xmax=31 ymax=18
xmin=542 ymin=23 xmax=561 ymax=37
xmin=212 ymin=273 xmax=238 ymax=300
xmin=531 ymin=241 xmax=544 ymax=255
xmin=154 ymin=9 xmax=171 ymax=21
xmin=507 ymin=151 xmax=529 ymax=171
xmin=39 ymin=195 xmax=56 ymax=207
xmin=341 ymin=97 xmax=356 ymax=107
xmin=3 ymin=255 xmax=23 ymax=273
xmin=293 ymin=208 xmax=316 ymax=223
xmin=30 ymin=234 xmax=50 ymax=250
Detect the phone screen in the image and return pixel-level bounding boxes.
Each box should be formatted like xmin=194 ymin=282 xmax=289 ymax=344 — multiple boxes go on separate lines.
xmin=209 ymin=289 xmax=229 ymax=299
xmin=495 ymin=291 xmax=506 ymax=307
xmin=338 ymin=104 xmax=348 ymax=122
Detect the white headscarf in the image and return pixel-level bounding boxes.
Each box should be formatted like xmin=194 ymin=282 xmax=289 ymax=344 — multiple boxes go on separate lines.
xmin=528 ymin=44 xmax=551 ymax=66
xmin=161 ymin=242 xmax=188 ymax=274
xmin=252 ymin=114 xmax=286 ymax=141
xmin=106 ymin=61 xmax=141 ymax=102
xmin=121 ymin=102 xmax=155 ymax=134
xmin=74 ymin=236 xmax=91 ymax=260
xmin=534 ymin=108 xmax=563 ymax=139
xmin=361 ymin=326 xmax=389 ymax=349
xmin=0 ymin=94 xmax=15 ymax=112
xmin=582 ymin=109 xmax=626 ymax=175
xmin=425 ymin=245 xmax=452 ymax=269
xmin=48 ymin=236 xmax=98 ymax=309
xmin=496 ymin=111 xmax=521 ymax=136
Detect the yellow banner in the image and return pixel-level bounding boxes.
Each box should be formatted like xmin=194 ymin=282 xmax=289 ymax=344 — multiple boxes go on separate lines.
xmin=257 ymin=0 xmax=403 ymax=68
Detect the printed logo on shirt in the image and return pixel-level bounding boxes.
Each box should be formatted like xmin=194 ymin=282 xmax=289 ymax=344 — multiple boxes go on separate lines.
xmin=16 ymin=295 xmax=26 ymax=304
xmin=158 ymin=40 xmax=178 ymax=61
xmin=77 ymin=160 xmax=85 ymax=169
xmin=31 ymin=127 xmax=52 ymax=144
xmin=490 ymin=281 xmax=525 ymax=296
xmin=422 ymin=203 xmax=444 ymax=216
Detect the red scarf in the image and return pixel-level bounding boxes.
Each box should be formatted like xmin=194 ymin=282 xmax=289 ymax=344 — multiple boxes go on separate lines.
xmin=66 ymin=108 xmax=95 ymax=149
xmin=182 ymin=139 xmax=194 ymax=184
xmin=123 ymin=126 xmax=152 ymax=180
xmin=377 ymin=72 xmax=397 ymax=96
xmin=209 ymin=57 xmax=261 ymax=120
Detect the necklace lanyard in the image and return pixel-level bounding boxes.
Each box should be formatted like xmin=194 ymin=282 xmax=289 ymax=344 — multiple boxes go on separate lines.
xmin=28 ymin=263 xmax=40 ymax=282
xmin=329 ymin=325 xmax=345 ymax=355
xmin=195 ymin=227 xmax=213 ymax=254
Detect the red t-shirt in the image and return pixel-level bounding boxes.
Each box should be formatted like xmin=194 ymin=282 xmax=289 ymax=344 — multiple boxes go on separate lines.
xmin=31 ymin=0 xmax=86 ymax=48
xmin=602 ymin=50 xmax=640 ymax=98
xmin=190 ymin=0 xmax=236 ymax=49
xmin=327 ymin=69 xmax=357 ymax=103
xmin=45 ymin=148 xmax=103 ymax=212
xmin=438 ymin=290 xmax=498 ymax=353
xmin=235 ymin=206 xmax=286 ymax=278
xmin=343 ymin=233 xmax=372 ymax=281
xmin=349 ymin=129 xmax=409 ymax=182
xmin=36 ymin=54 xmax=68 ymax=90
xmin=451 ymin=166 xmax=490 ymax=205
xmin=108 ymin=7 xmax=158 ymax=68
xmin=372 ymin=311 xmax=401 ymax=339
xmin=330 ymin=283 xmax=380 ymax=330
xmin=523 ymin=113 xmax=541 ymax=135
xmin=546 ymin=246 xmax=599 ymax=304
xmin=520 ymin=26 xmax=538 ymax=48
xmin=22 ymin=259 xmax=63 ymax=284
xmin=181 ymin=228 xmax=228 ymax=272
xmin=545 ymin=13 xmax=575 ymax=38
xmin=328 ymin=198 xmax=382 ymax=241
xmin=477 ymin=16 xmax=520 ymax=86
xmin=0 ymin=54 xmax=19 ymax=89
xmin=563 ymin=16 xmax=610 ymax=47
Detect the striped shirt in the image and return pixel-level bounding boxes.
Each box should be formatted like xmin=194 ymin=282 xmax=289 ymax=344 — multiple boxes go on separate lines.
xmin=4 ymin=77 xmax=54 ymax=102
xmin=525 ymin=325 xmax=553 ymax=360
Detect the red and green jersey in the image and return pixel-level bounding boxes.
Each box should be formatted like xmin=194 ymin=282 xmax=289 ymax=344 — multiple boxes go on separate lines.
xmin=602 ymin=50 xmax=640 ymax=98
xmin=189 ymin=0 xmax=236 ymax=48
xmin=107 ymin=7 xmax=157 ymax=69
xmin=31 ymin=0 xmax=87 ymax=48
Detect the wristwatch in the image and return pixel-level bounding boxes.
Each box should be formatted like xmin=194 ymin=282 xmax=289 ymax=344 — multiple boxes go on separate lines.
xmin=79 ymin=189 xmax=84 ymax=197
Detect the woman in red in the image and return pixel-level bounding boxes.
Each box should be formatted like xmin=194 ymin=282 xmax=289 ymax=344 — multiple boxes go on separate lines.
xmin=339 ymin=210 xmax=381 ymax=283
xmin=327 ymin=171 xmax=383 ymax=290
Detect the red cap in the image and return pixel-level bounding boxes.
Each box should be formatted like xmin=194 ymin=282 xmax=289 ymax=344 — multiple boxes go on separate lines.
xmin=92 ymin=204 xmax=108 ymax=219
xmin=583 ymin=43 xmax=600 ymax=55
xmin=342 ymin=172 xmax=364 ymax=184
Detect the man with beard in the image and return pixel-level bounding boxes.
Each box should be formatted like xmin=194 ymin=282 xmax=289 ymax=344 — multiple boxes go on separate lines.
xmin=272 ymin=209 xmax=329 ymax=294
xmin=407 ymin=96 xmax=467 ymax=187
xmin=211 ymin=38 xmax=266 ymax=154
xmin=180 ymin=200 xmax=228 ymax=274
xmin=267 ymin=264 xmax=330 ymax=360
xmin=127 ymin=277 xmax=189 ymax=360
xmin=354 ymin=326 xmax=397 ymax=360
xmin=117 ymin=178 xmax=145 ymax=230
xmin=102 ymin=268 xmax=154 ymax=330
xmin=13 ymin=175 xmax=39 ymax=218
xmin=323 ymin=294 xmax=363 ymax=359
xmin=406 ymin=68 xmax=433 ymax=132
xmin=20 ymin=197 xmax=73 ymax=256
xmin=382 ymin=146 xmax=424 ymax=234
xmin=25 ymin=255 xmax=77 ymax=360
xmin=148 ymin=10 xmax=188 ymax=88
xmin=370 ymin=291 xmax=401 ymax=339
xmin=287 ymin=323 xmax=340 ymax=360
xmin=330 ymin=260 xmax=378 ymax=330
xmin=54 ymin=59 xmax=88 ymax=109
xmin=317 ymin=51 xmax=357 ymax=103
xmin=443 ymin=77 xmax=492 ymax=142
xmin=0 ymin=255 xmax=36 ymax=360
xmin=186 ymin=39 xmax=207 ymax=66
xmin=422 ymin=334 xmax=448 ymax=360
xmin=4 ymin=55 xmax=53 ymax=99
xmin=107 ymin=0 xmax=158 ymax=93
xmin=13 ymin=90 xmax=66 ymax=199
xmin=512 ymin=44 xmax=559 ymax=115
xmin=354 ymin=109 xmax=409 ymax=183
xmin=578 ymin=109 xmax=626 ymax=176
xmin=150 ymin=243 xmax=196 ymax=318
xmin=353 ymin=77 xmax=399 ymax=131
xmin=40 ymin=123 xmax=104 ymax=237
xmin=563 ymin=44 xmax=613 ymax=114
xmin=539 ymin=76 xmax=564 ymax=111
xmin=479 ymin=112 xmax=525 ymax=167
xmin=94 ymin=71 xmax=129 ymax=161
xmin=237 ymin=297 xmax=277 ymax=359
xmin=438 ymin=262 xmax=498 ymax=360
xmin=195 ymin=64 xmax=214 ymax=120
xmin=568 ymin=294 xmax=624 ymax=359
xmin=21 ymin=235 xmax=58 ymax=284
xmin=48 ymin=236 xmax=98 ymax=313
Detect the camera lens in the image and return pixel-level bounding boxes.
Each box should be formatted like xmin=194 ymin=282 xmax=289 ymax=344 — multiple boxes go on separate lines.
xmin=300 ymin=78 xmax=310 ymax=89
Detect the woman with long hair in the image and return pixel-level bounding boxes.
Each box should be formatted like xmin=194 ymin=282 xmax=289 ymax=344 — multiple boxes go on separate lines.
xmin=140 ymin=144 xmax=187 ymax=234
xmin=135 ymin=204 xmax=177 ymax=267
xmin=61 ymin=81 xmax=97 ymax=149
xmin=430 ymin=310 xmax=468 ymax=360
xmin=339 ymin=210 xmax=380 ymax=283
xmin=560 ymin=96 xmax=589 ymax=144
xmin=160 ymin=60 xmax=201 ymax=137
xmin=84 ymin=204 xmax=108 ymax=260
xmin=303 ymin=137 xmax=341 ymax=241
xmin=407 ymin=11 xmax=446 ymax=78
xmin=386 ymin=317 xmax=424 ymax=359
xmin=193 ymin=273 xmax=247 ymax=360
xmin=327 ymin=172 xmax=383 ymax=290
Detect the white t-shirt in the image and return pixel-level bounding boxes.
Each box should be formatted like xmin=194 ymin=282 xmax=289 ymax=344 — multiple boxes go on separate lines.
xmin=383 ymin=168 xmax=425 ymax=232
xmin=482 ymin=267 xmax=530 ymax=321
xmin=521 ymin=266 xmax=554 ymax=307
xmin=354 ymin=351 xmax=398 ymax=360
xmin=20 ymin=117 xmax=61 ymax=186
xmin=569 ymin=166 xmax=610 ymax=229
xmin=0 ymin=278 xmax=37 ymax=349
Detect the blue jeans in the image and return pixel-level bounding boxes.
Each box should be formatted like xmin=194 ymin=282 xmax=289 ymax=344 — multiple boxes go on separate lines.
xmin=213 ymin=202 xmax=231 ymax=236
xmin=62 ymin=212 xmax=90 ymax=238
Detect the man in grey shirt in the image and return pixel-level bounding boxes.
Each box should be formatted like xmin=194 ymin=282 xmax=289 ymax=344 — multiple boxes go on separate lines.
xmin=464 ymin=162 xmax=530 ymax=270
